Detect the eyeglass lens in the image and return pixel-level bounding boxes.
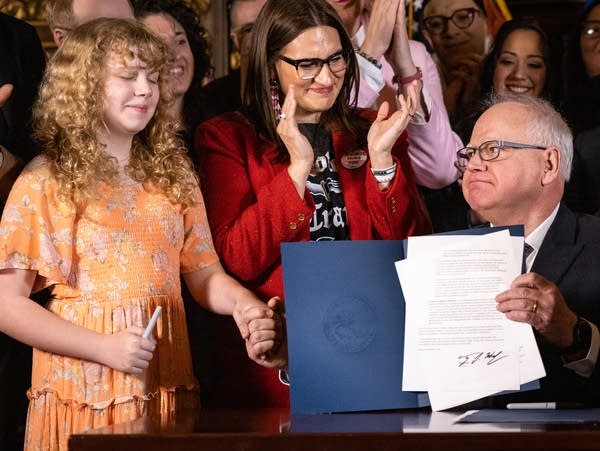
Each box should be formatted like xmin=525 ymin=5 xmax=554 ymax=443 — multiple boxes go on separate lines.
xmin=423 ymin=8 xmax=477 ymax=34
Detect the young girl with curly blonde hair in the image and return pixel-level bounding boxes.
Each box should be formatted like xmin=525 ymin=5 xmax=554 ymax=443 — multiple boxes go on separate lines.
xmin=0 ymin=18 xmax=284 ymax=451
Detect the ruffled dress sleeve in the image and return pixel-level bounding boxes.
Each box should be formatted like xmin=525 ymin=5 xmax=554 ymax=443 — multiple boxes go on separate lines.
xmin=0 ymin=156 xmax=75 ymax=292
xmin=180 ymin=185 xmax=219 ymax=273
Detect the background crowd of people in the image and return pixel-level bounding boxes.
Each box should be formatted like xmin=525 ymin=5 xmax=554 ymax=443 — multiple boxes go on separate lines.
xmin=1 ymin=0 xmax=599 ymax=450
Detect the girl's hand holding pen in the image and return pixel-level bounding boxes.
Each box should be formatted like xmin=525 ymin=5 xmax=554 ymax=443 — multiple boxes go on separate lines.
xmin=99 ymin=325 xmax=156 ymax=375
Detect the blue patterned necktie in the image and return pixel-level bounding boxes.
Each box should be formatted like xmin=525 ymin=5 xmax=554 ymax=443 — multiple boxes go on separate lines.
xmin=522 ymin=243 xmax=534 ymax=273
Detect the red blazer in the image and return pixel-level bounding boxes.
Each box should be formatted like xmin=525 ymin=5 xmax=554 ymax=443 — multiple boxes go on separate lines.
xmin=194 ymin=110 xmax=431 ymax=407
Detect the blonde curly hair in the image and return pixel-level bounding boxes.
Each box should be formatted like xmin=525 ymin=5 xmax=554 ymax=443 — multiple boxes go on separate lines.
xmin=33 ymin=17 xmax=198 ymax=210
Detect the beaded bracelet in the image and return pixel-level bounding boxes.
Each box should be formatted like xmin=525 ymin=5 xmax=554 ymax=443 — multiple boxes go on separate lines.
xmin=355 ymin=49 xmax=382 ymax=69
xmin=392 ymin=67 xmax=423 ymax=85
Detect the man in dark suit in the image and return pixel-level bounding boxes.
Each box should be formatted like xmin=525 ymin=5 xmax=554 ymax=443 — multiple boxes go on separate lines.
xmin=0 ymin=7 xmax=46 ymax=451
xmin=197 ymin=0 xmax=266 ymax=122
xmin=459 ymin=94 xmax=600 ymax=406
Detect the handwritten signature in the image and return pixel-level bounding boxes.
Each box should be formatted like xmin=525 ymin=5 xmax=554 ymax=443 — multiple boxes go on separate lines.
xmin=457 ymin=351 xmax=508 ymax=367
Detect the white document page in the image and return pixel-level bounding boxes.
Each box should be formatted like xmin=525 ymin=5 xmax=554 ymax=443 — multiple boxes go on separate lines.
xmin=407 ymin=232 xmax=545 ymax=389
xmin=396 ymin=231 xmax=545 ymax=410
xmin=399 ymin=232 xmax=519 ymax=392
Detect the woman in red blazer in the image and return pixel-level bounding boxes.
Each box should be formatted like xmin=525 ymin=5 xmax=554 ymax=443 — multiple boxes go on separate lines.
xmin=194 ymin=0 xmax=431 ymax=408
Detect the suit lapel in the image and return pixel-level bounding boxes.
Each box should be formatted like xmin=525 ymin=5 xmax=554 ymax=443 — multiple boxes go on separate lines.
xmin=531 ymin=204 xmax=584 ymax=285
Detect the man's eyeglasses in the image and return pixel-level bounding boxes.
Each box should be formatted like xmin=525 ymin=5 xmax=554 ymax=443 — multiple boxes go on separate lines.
xmin=456 ymin=140 xmax=547 ymax=168
xmin=421 ymin=8 xmax=480 ymax=35
xmin=278 ymin=50 xmax=348 ymax=80
xmin=582 ymin=21 xmax=600 ymax=39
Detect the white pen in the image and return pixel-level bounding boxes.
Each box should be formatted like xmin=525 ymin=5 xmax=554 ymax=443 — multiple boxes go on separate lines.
xmin=506 ymin=402 xmax=584 ymax=410
xmin=142 ymin=306 xmax=162 ymax=339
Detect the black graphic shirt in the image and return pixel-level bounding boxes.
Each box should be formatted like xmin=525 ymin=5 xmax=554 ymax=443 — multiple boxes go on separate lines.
xmin=298 ymin=123 xmax=349 ymax=242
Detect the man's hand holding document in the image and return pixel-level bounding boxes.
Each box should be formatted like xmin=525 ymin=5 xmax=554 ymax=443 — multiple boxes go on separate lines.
xmin=396 ymin=229 xmax=545 ymax=411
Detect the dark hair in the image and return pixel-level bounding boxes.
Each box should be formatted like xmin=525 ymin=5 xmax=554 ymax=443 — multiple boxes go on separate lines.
xmin=243 ymin=0 xmax=366 ymax=160
xmin=563 ymin=0 xmax=600 ymax=133
xmin=480 ymin=18 xmax=556 ymax=101
xmin=132 ymin=0 xmax=211 ymax=135
xmin=566 ymin=0 xmax=599 ymax=91
xmin=422 ymin=0 xmax=486 ymax=18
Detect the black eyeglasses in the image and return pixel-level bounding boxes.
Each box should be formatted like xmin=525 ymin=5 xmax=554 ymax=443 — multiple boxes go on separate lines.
xmin=582 ymin=20 xmax=600 ymax=39
xmin=278 ymin=50 xmax=348 ymax=80
xmin=421 ymin=8 xmax=480 ymax=35
xmin=456 ymin=140 xmax=547 ymax=168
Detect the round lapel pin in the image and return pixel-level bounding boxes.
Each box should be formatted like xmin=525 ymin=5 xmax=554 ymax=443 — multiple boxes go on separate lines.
xmin=340 ymin=150 xmax=368 ymax=169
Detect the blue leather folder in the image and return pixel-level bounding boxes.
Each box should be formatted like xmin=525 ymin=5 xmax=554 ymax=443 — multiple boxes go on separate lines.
xmin=281 ymin=240 xmax=429 ymax=414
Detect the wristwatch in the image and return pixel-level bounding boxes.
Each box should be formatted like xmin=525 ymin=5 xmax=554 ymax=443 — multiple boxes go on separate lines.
xmin=562 ymin=316 xmax=600 ymax=377
xmin=564 ymin=316 xmax=591 ymax=360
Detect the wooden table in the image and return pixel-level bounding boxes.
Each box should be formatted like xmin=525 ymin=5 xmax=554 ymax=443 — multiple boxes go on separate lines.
xmin=68 ymin=408 xmax=600 ymax=451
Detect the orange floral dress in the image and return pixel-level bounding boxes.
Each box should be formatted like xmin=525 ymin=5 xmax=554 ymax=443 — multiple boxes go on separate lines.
xmin=0 ymin=156 xmax=219 ymax=451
